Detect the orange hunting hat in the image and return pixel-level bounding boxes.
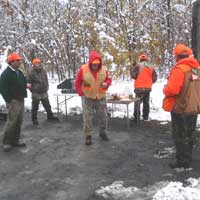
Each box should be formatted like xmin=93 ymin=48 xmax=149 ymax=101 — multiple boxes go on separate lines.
xmin=32 ymin=58 xmax=42 ymax=65
xmin=173 ymin=44 xmax=193 ymax=56
xmin=7 ymin=53 xmax=22 ymax=62
xmin=139 ymin=54 xmax=148 ymax=61
xmin=92 ymin=59 xmax=100 ymax=64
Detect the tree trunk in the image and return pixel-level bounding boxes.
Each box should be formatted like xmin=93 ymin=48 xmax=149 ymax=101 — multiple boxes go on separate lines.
xmin=166 ymin=0 xmax=171 ymax=48
xmin=94 ymin=0 xmax=99 ymax=20
xmin=192 ymin=0 xmax=200 ymax=61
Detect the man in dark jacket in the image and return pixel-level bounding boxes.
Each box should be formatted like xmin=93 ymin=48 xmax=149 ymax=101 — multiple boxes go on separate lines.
xmin=27 ymin=58 xmax=57 ymax=125
xmin=0 ymin=53 xmax=27 ymax=152
xmin=130 ymin=54 xmax=157 ymax=122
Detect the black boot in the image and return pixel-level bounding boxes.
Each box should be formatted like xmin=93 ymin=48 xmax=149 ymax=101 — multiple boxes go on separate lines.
xmin=13 ymin=142 xmax=26 ymax=147
xmin=99 ymin=133 xmax=109 ymax=141
xmin=169 ymin=160 xmax=190 ymax=169
xmin=47 ymin=115 xmax=58 ymax=121
xmin=33 ymin=119 xmax=39 ymax=125
xmin=85 ymin=135 xmax=92 ymax=145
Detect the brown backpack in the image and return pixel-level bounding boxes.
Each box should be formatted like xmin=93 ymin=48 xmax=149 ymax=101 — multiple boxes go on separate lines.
xmin=173 ymin=66 xmax=200 ymax=115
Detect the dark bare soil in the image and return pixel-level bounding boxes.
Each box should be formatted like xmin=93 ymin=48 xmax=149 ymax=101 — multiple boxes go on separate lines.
xmin=0 ymin=112 xmax=200 ymax=200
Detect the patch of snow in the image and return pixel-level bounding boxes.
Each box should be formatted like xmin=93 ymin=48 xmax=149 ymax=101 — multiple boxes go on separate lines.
xmin=173 ymin=4 xmax=186 ymax=13
xmin=19 ymin=148 xmax=31 ymax=153
xmin=0 ymin=46 xmax=11 ymax=75
xmin=39 ymin=137 xmax=54 ymax=144
xmin=192 ymin=0 xmax=197 ymax=4
xmin=160 ymin=121 xmax=169 ymax=125
xmin=95 ymin=181 xmax=139 ymax=199
xmin=104 ymin=52 xmax=113 ymax=61
xmin=31 ymin=39 xmax=37 ymax=45
xmin=96 ymin=178 xmax=200 ymax=200
xmin=99 ymin=31 xmax=115 ymax=43
xmin=174 ymin=168 xmax=193 ymax=173
xmin=55 ymin=191 xmax=68 ymax=200
xmin=19 ymin=170 xmax=33 ymax=175
xmin=153 ymin=178 xmax=200 ymax=200
xmin=154 ymin=147 xmax=175 ymax=159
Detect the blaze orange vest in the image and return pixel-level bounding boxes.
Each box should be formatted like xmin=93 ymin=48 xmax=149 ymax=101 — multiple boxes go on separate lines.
xmin=134 ymin=64 xmax=153 ymax=89
xmin=163 ymin=64 xmax=200 ymax=114
xmin=81 ymin=64 xmax=107 ymax=99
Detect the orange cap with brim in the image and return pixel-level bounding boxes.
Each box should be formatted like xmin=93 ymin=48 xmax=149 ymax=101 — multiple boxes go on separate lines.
xmin=7 ymin=53 xmax=22 ymax=62
xmin=173 ymin=44 xmax=193 ymax=56
xmin=92 ymin=59 xmax=100 ymax=64
xmin=139 ymin=54 xmax=148 ymax=61
xmin=32 ymin=58 xmax=42 ymax=65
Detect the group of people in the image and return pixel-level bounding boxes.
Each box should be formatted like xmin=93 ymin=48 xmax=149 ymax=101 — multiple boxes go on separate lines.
xmin=131 ymin=44 xmax=200 ymax=169
xmin=71 ymin=45 xmax=200 ymax=170
xmin=0 ymin=54 xmax=57 ymax=152
xmin=0 ymin=43 xmax=200 ymax=170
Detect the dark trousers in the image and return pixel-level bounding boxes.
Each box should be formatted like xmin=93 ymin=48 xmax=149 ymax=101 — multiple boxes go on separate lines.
xmin=32 ymin=97 xmax=53 ymax=120
xmin=171 ymin=112 xmax=197 ymax=165
xmin=134 ymin=91 xmax=150 ymax=119
xmin=192 ymin=115 xmax=197 ymax=131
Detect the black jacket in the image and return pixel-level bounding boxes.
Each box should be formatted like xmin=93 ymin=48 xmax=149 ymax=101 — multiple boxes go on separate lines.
xmin=0 ymin=66 xmax=27 ymax=103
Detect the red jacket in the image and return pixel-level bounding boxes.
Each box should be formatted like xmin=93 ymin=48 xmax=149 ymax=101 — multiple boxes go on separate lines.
xmin=75 ymin=51 xmax=112 ymax=96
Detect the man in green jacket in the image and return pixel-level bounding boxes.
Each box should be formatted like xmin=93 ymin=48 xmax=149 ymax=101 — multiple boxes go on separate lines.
xmin=0 ymin=53 xmax=27 ymax=152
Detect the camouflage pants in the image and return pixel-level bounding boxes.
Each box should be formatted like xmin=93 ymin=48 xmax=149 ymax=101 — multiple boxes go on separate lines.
xmin=171 ymin=112 xmax=197 ymax=165
xmin=82 ymin=97 xmax=107 ymax=136
xmin=3 ymin=99 xmax=24 ymax=145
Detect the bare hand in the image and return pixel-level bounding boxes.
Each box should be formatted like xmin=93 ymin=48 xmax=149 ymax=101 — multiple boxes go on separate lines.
xmin=26 ymin=83 xmax=32 ymax=89
xmin=102 ymin=82 xmax=108 ymax=88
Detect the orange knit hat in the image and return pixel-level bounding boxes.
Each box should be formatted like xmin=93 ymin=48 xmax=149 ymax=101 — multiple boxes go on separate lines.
xmin=92 ymin=59 xmax=100 ymax=64
xmin=7 ymin=53 xmax=22 ymax=62
xmin=32 ymin=58 xmax=42 ymax=65
xmin=173 ymin=44 xmax=193 ymax=56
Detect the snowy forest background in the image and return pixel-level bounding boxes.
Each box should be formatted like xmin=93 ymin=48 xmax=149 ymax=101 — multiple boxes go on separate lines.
xmin=0 ymin=0 xmax=195 ymax=81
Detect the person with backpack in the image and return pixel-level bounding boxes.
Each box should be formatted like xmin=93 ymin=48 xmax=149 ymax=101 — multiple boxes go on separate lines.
xmin=163 ymin=44 xmax=200 ymax=169
xmin=130 ymin=53 xmax=157 ymax=122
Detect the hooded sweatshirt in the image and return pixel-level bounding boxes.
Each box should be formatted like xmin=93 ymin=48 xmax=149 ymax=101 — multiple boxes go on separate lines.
xmin=75 ymin=51 xmax=112 ymax=97
xmin=163 ymin=57 xmax=200 ymax=113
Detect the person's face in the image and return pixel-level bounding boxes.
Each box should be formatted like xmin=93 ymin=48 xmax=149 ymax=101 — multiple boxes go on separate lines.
xmin=10 ymin=60 xmax=21 ymax=69
xmin=175 ymin=55 xmax=181 ymax=62
xmin=34 ymin=63 xmax=42 ymax=70
xmin=91 ymin=63 xmax=99 ymax=70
